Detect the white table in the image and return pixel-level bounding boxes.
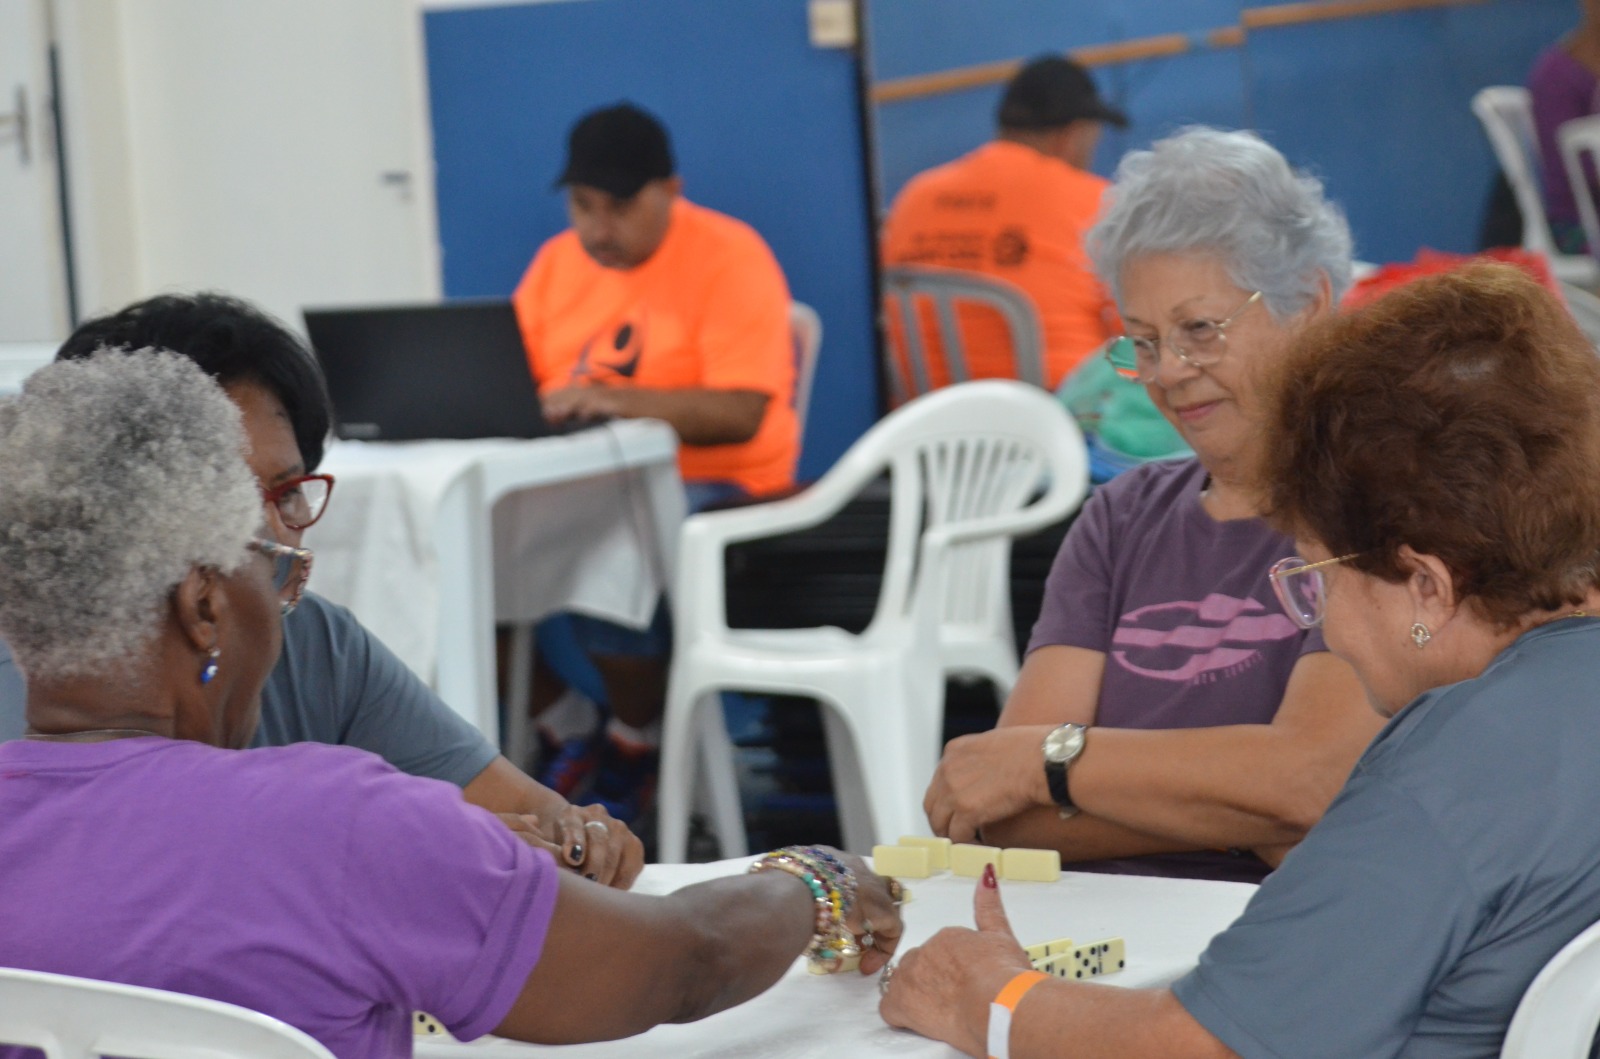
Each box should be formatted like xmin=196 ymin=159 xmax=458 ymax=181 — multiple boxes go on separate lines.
xmin=304 ymin=421 xmax=685 ymax=742
xmin=416 ymin=858 xmax=1256 ymax=1058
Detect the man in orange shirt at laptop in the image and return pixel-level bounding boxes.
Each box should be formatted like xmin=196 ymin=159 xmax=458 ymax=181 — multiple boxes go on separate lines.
xmin=882 ymin=56 xmax=1127 ymax=390
xmin=511 ymin=102 xmax=798 ymax=821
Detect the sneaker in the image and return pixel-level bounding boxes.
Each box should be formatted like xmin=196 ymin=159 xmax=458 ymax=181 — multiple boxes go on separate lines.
xmin=537 ymin=733 xmax=601 ymax=799
xmin=582 ymin=736 xmax=659 ymax=826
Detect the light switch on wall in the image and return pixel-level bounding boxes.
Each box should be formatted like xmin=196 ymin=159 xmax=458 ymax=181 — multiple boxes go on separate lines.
xmin=808 ymin=0 xmax=856 ymax=48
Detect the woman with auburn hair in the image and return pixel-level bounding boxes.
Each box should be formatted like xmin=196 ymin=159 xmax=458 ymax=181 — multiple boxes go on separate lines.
xmin=883 ymin=263 xmax=1600 ymax=1057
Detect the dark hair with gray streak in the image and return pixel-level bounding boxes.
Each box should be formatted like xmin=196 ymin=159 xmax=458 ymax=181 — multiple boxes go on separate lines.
xmin=0 ymin=350 xmax=260 ymax=681
xmin=1089 ymin=126 xmax=1354 ymax=320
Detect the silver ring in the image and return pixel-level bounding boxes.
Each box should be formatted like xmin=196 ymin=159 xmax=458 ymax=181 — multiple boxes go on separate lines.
xmin=878 ymin=962 xmax=896 ymax=997
xmin=584 ymin=820 xmax=609 ymax=832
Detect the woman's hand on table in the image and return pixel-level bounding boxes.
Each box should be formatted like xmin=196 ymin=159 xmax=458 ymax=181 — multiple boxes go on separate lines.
xmin=924 ymin=725 xmax=1054 ymax=842
xmin=496 ymin=803 xmax=645 ymax=889
xmin=879 ymin=865 xmax=1032 ymax=1057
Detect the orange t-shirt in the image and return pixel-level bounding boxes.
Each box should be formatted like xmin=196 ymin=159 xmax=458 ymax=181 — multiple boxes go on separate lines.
xmin=512 ymin=198 xmax=798 ymax=495
xmin=881 ymin=140 xmax=1119 ymax=391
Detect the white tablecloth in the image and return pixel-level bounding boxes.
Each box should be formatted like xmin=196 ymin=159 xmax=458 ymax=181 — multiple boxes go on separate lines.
xmin=303 ymin=422 xmax=684 ymax=738
xmin=417 ymin=858 xmax=1256 ymax=1058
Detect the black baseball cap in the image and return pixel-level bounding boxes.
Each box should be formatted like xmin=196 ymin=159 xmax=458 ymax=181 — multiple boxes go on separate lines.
xmin=997 ymin=56 xmax=1129 ymax=130
xmin=554 ymin=103 xmax=676 ymax=200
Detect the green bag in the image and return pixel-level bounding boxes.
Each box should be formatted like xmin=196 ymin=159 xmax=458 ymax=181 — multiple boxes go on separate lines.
xmin=1057 ymin=355 xmax=1191 ymax=466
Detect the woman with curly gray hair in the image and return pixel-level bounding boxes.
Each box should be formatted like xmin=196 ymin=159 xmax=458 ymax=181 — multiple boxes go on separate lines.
xmin=923 ymin=127 xmax=1382 ymax=880
xmin=0 ymin=350 xmax=286 ymax=743
xmin=0 ymin=350 xmax=904 ymax=1056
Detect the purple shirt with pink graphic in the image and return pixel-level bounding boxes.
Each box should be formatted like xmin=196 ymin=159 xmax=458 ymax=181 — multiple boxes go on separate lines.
xmin=1028 ymin=457 xmax=1325 ymax=882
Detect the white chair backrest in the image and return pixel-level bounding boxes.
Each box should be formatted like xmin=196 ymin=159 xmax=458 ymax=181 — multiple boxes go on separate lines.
xmin=881 ymin=265 xmax=1046 ymax=403
xmin=826 ymin=380 xmax=1084 ymax=642
xmin=1562 ymin=280 xmax=1600 ymax=350
xmin=0 ymin=966 xmax=335 ymax=1059
xmin=789 ymin=300 xmax=822 ymax=446
xmin=1501 ymin=919 xmax=1600 ymax=1058
xmin=1559 ymin=114 xmax=1600 ymax=260
xmin=1473 ymin=86 xmax=1558 ymax=257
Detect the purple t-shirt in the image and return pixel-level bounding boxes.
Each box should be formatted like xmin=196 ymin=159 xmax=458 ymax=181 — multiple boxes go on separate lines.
xmin=0 ymin=737 xmax=559 ymax=1058
xmin=1529 ymin=43 xmax=1600 ymax=228
xmin=1028 ymin=458 xmax=1325 ymax=881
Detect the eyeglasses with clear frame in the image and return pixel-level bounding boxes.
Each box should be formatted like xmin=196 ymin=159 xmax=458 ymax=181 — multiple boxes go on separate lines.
xmin=247 ymin=537 xmax=314 ymax=615
xmin=1104 ymin=290 xmax=1264 ymax=383
xmin=1269 ymin=553 xmax=1359 ymax=629
xmin=260 ymin=474 xmax=335 ymax=531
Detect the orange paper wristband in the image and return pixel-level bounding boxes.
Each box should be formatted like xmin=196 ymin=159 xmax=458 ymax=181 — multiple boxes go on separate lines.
xmin=988 ymin=969 xmax=1049 ymax=1059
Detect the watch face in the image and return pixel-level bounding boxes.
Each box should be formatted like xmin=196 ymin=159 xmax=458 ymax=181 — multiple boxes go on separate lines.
xmin=1044 ymin=724 xmax=1085 ymax=763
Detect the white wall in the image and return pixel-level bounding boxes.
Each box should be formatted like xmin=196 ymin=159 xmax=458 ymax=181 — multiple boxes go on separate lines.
xmin=51 ymin=0 xmax=442 ymax=331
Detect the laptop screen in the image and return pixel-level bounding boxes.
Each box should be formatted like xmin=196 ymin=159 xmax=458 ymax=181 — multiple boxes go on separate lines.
xmin=303 ymin=300 xmax=549 ymax=441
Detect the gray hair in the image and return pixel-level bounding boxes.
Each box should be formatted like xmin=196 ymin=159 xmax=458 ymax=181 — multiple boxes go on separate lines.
xmin=0 ymin=350 xmax=260 ymax=681
xmin=1089 ymin=126 xmax=1354 ymax=319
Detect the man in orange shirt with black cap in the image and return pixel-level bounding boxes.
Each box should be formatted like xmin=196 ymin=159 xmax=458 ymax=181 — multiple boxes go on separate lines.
xmin=882 ymin=56 xmax=1128 ymax=390
xmin=514 ymin=102 xmax=798 ymax=500
xmin=512 ymin=102 xmax=797 ymax=821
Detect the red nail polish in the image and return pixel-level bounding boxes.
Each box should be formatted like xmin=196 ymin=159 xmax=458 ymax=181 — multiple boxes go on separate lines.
xmin=982 ymin=863 xmax=997 ymax=889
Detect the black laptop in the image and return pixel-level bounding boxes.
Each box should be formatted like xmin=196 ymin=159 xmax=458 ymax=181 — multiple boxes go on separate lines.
xmin=303 ymin=300 xmax=554 ymax=441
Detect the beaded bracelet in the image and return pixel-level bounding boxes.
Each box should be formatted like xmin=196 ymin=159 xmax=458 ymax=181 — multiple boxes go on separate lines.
xmin=759 ymin=845 xmax=857 ymax=921
xmin=749 ymin=846 xmax=858 ymax=973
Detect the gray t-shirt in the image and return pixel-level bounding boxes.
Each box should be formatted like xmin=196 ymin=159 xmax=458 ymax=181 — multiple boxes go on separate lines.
xmin=1029 ymin=458 xmax=1325 ymax=881
xmin=0 ymin=639 xmax=23 ymax=743
xmin=1174 ymin=617 xmax=1600 ymax=1058
xmin=0 ymin=593 xmax=496 ymax=788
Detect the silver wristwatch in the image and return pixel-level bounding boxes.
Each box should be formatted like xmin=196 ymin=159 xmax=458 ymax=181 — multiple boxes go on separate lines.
xmin=1043 ymin=723 xmax=1088 ymax=819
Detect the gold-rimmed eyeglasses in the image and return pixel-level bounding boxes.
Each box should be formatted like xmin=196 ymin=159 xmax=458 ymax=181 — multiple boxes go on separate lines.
xmin=1104 ymin=290 xmax=1264 ymax=384
xmin=1269 ymin=552 xmax=1359 ymax=629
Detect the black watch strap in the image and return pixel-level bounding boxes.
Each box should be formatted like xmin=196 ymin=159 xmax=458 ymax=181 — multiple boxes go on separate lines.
xmin=1045 ymin=757 xmax=1075 ymax=810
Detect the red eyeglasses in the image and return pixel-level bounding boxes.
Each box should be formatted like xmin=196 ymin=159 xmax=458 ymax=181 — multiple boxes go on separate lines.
xmin=260 ymin=474 xmax=336 ymax=531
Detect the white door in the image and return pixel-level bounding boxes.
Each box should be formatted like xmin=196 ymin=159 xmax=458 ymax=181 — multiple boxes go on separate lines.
xmin=0 ymin=0 xmax=71 ymax=342
xmin=55 ymin=0 xmax=441 ymax=330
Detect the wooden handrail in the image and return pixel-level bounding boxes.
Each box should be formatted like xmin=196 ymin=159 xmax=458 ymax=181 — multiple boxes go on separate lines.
xmin=869 ymin=0 xmax=1484 ymax=105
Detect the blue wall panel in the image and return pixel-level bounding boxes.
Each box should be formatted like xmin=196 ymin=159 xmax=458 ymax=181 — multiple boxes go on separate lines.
xmin=867 ymin=0 xmax=1575 ymax=264
xmin=868 ymin=0 xmax=1249 ymax=198
xmin=426 ymin=0 xmax=879 ymax=479
xmin=1248 ymin=4 xmax=1574 ymax=261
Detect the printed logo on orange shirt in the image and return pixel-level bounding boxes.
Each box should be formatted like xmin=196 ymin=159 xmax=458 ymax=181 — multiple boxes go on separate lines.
xmin=569 ymin=314 xmax=648 ymax=385
xmin=992 ymin=226 xmax=1030 ymax=268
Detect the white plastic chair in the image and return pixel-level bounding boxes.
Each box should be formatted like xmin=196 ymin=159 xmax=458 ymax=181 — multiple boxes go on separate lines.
xmin=0 ymin=966 xmax=335 ymax=1059
xmin=1500 ymin=919 xmax=1600 ymax=1057
xmin=657 ymin=380 xmax=1090 ymax=859
xmin=881 ymin=265 xmax=1047 ymax=404
xmin=1561 ymin=280 xmax=1600 ymax=352
xmin=1472 ymin=86 xmax=1600 ymax=287
xmin=1559 ymin=114 xmax=1600 ymax=268
xmin=790 ymin=301 xmax=822 ymax=447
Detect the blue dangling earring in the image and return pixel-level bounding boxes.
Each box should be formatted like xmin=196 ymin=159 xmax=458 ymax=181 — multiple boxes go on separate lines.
xmin=199 ymin=647 xmax=220 ymax=685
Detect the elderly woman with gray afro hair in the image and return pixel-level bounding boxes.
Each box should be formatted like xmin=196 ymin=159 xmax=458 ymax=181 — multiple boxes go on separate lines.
xmin=922 ymin=127 xmax=1383 ymax=882
xmin=0 ymin=351 xmax=904 ymax=1056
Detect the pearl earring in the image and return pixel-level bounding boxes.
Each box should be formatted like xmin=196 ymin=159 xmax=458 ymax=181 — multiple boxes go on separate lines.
xmin=199 ymin=647 xmax=220 ymax=685
xmin=1410 ymin=622 xmax=1432 ymax=649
